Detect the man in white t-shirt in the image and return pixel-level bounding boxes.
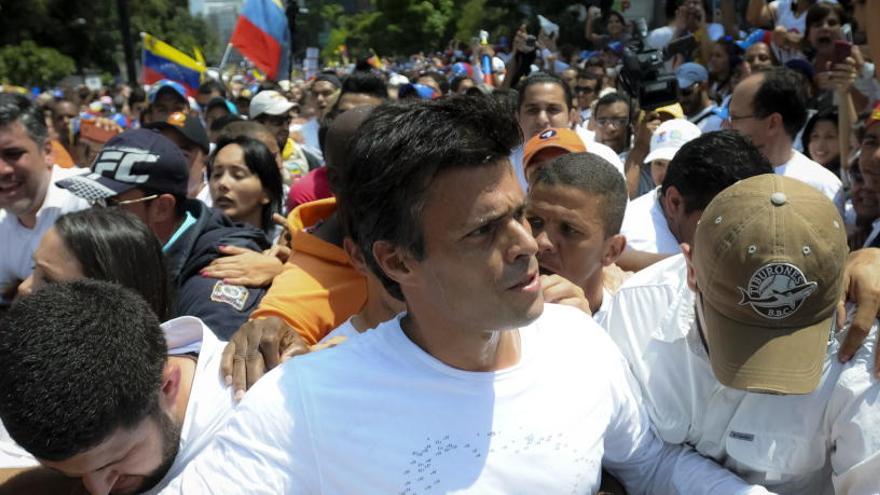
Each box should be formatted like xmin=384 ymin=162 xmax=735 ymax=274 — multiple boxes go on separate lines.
xmin=162 ymin=94 xmax=768 ymax=494
xmin=728 ymin=67 xmax=845 ymax=214
xmin=605 ymin=174 xmax=880 ymax=493
xmin=0 ymin=93 xmax=87 ymax=307
xmin=0 ymin=280 xmax=233 ymax=494
xmin=511 ymin=72 xmax=624 ymax=191
xmin=527 ymin=152 xmax=627 ymax=325
xmin=620 ymin=130 xmax=772 ymax=257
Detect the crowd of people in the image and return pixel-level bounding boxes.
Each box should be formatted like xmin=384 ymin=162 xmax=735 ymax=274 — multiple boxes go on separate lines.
xmin=1 ymin=0 xmax=880 ymax=493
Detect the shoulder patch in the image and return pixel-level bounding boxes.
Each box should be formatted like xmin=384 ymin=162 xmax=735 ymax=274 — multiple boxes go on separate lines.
xmin=210 ymin=281 xmax=249 ymax=311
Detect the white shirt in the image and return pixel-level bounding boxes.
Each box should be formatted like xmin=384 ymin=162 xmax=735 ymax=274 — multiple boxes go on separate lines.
xmin=769 ymin=0 xmax=809 ymax=33
xmin=162 ymin=304 xmax=767 ymax=494
xmin=620 ymin=187 xmax=681 ymax=255
xmin=145 ymin=316 xmax=235 ymax=493
xmin=776 ymin=150 xmax=845 ymax=216
xmin=592 ymin=287 xmax=614 ymax=328
xmin=0 ymin=166 xmax=88 ymax=305
xmin=510 ymin=134 xmax=626 ymax=192
xmin=603 ymin=255 xmax=880 ymax=494
xmin=646 ymin=23 xmax=725 ymax=51
xmin=319 ymin=316 xmax=359 ymax=342
xmin=689 ymin=105 xmax=725 ymax=134
xmin=863 ymin=219 xmax=880 ymax=248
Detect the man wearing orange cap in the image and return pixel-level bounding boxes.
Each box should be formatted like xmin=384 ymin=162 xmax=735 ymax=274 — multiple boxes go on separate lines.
xmin=605 ymin=173 xmax=880 ymax=493
xmin=859 ymin=102 xmax=880 ymax=248
xmin=522 ymin=128 xmax=624 ymax=185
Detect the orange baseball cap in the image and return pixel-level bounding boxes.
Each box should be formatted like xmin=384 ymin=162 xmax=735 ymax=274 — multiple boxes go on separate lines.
xmin=866 ymin=101 xmax=880 ymax=130
xmin=523 ymin=128 xmax=586 ymax=175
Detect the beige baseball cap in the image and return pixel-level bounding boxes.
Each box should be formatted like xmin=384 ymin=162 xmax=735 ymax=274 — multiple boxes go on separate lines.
xmin=693 ymin=174 xmax=847 ymax=394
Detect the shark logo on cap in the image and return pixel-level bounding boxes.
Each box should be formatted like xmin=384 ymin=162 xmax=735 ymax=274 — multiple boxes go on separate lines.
xmin=738 ymin=263 xmax=818 ymax=319
xmin=539 ymin=129 xmax=557 ymax=139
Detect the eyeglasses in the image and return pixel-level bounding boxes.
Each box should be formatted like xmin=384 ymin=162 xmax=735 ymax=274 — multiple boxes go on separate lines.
xmin=727 ymin=113 xmax=759 ymax=123
xmin=91 ymin=194 xmax=159 ymax=208
xmin=595 ymin=117 xmax=628 ymax=128
xmin=575 ymin=86 xmax=596 ymax=94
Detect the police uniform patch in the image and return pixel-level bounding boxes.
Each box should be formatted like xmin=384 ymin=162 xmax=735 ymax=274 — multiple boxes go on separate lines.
xmin=210 ymin=281 xmax=249 ymax=311
xmin=737 ymin=262 xmax=818 ymax=320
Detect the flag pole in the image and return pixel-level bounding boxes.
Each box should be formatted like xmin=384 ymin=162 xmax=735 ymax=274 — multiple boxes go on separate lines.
xmin=219 ymin=43 xmax=234 ymax=73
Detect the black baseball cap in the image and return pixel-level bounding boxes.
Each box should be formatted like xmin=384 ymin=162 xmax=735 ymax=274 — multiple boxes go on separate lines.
xmin=144 ymin=111 xmax=210 ymax=154
xmin=57 ymin=128 xmax=189 ymax=201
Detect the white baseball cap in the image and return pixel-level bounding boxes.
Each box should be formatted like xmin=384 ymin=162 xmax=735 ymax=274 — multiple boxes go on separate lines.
xmin=644 ymin=119 xmax=702 ymax=164
xmin=249 ymin=90 xmax=295 ymax=119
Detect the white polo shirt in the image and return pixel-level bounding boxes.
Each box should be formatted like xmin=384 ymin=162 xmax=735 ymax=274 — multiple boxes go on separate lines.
xmin=603 ymin=255 xmax=880 ymax=494
xmin=619 ymin=187 xmax=681 ymax=255
xmin=161 ymin=304 xmax=768 ymax=494
xmin=0 ymin=166 xmax=89 ymax=306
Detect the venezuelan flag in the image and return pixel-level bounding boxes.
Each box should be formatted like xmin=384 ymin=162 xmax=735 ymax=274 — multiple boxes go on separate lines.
xmin=230 ymin=0 xmax=291 ymax=80
xmin=141 ymin=33 xmax=205 ymax=96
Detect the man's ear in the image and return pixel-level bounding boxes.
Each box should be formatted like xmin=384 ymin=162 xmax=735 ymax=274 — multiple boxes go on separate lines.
xmin=767 ymin=112 xmax=784 ymax=136
xmin=568 ymin=107 xmax=578 ymax=127
xmin=41 ymin=139 xmax=53 ymax=168
xmin=159 ymin=360 xmax=182 ymax=411
xmin=602 ymin=233 xmax=627 ymax=266
xmin=371 ymin=240 xmax=418 ymax=290
xmin=343 ymin=237 xmax=369 ymax=276
xmin=663 ymin=185 xmax=685 ymax=216
xmin=149 ymin=194 xmax=178 ymax=224
xmin=681 ymin=242 xmax=698 ymax=292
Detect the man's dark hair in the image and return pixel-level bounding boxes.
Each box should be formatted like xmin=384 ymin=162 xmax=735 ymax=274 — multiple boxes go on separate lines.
xmin=0 ymin=93 xmax=48 ymax=146
xmin=593 ymin=92 xmax=631 ymax=119
xmin=339 ymin=95 xmax=522 ymax=300
xmin=661 ymin=130 xmax=773 ymax=213
xmin=576 ymin=70 xmax=603 ymax=91
xmin=516 ymin=72 xmax=574 ymax=111
xmin=531 ymin=152 xmax=627 ymax=237
xmin=55 ymin=209 xmax=174 ymax=320
xmin=198 ymin=79 xmax=227 ymax=99
xmin=211 ymin=135 xmax=283 ymax=234
xmin=450 ymin=76 xmax=471 ymax=93
xmin=0 ymin=280 xmax=168 ymax=461
xmin=751 ymin=67 xmax=808 ymax=139
xmin=340 ymin=72 xmax=388 ymax=100
xmin=210 ymin=113 xmax=244 ymax=134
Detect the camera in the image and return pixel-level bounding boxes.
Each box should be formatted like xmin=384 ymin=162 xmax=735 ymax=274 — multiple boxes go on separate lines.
xmin=525 ymin=35 xmax=537 ymax=48
xmin=618 ymin=18 xmax=680 ymax=110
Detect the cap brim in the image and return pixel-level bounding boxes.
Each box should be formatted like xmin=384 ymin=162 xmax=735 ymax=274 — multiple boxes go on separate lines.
xmin=261 ymin=101 xmax=295 ymax=115
xmin=702 ymin=296 xmax=830 ymax=395
xmin=644 ymin=147 xmax=678 ymax=164
xmin=56 ymin=174 xmax=136 ymax=201
xmin=523 ymin=143 xmax=584 ymax=171
xmin=676 ymin=78 xmax=695 ymax=89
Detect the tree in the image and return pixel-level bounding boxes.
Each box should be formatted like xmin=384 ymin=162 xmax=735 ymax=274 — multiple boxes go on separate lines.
xmin=0 ymin=41 xmax=76 ymax=88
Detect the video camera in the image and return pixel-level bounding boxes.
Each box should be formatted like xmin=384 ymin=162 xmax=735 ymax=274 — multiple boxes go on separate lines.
xmin=617 ymin=19 xmax=696 ymax=110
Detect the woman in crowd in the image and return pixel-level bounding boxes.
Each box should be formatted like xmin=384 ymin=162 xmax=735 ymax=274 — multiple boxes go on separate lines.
xmin=707 ymin=37 xmax=745 ymax=103
xmin=585 ymin=9 xmax=630 ymax=50
xmin=208 ymin=135 xmax=284 ymax=240
xmin=18 ymin=208 xmax=172 ymax=320
xmin=802 ymin=110 xmax=842 ymax=176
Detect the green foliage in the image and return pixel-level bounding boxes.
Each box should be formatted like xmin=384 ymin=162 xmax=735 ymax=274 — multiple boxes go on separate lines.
xmin=0 ymin=0 xmax=217 ymax=80
xmin=0 ymin=41 xmax=77 ymax=88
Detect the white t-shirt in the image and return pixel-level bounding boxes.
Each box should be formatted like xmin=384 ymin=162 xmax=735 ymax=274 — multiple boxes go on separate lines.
xmin=646 ymin=23 xmax=725 ymax=51
xmin=863 ymin=219 xmax=880 ymax=248
xmin=0 ymin=166 xmax=89 ymax=305
xmin=689 ymin=105 xmax=725 ymax=134
xmin=161 ymin=304 xmax=767 ymax=494
xmin=769 ymin=0 xmax=809 ymax=33
xmin=146 ymin=316 xmax=235 ymax=493
xmin=776 ymin=149 xmax=845 ymax=216
xmin=319 ymin=316 xmax=359 ymax=342
xmin=603 ymin=255 xmax=880 ymax=493
xmin=620 ymin=187 xmax=681 ymax=255
xmin=510 ymin=134 xmax=626 ymax=192
xmin=592 ymin=287 xmax=614 ymax=328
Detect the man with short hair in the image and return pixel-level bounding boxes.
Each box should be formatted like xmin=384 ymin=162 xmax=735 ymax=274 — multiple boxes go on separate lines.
xmin=196 ymin=79 xmax=227 ymax=110
xmin=620 ymin=130 xmax=773 ymax=256
xmin=593 ymin=93 xmax=632 ymax=159
xmin=860 ymin=103 xmax=880 ymax=247
xmin=528 ymin=152 xmax=627 ymax=324
xmin=334 ymin=72 xmax=388 ymax=112
xmin=50 ymin=99 xmax=78 ymax=153
xmin=144 ymin=112 xmax=211 ymax=204
xmin=0 ymin=93 xmax=87 ymax=307
xmin=605 ymin=174 xmax=880 ymax=492
xmin=0 ymin=279 xmax=233 ymax=494
xmin=727 ymin=67 xmax=844 ymax=213
xmin=574 ymin=70 xmax=602 ymax=124
xmin=513 ymin=73 xmax=623 ymax=190
xmin=163 ymin=95 xmax=769 ymax=494
xmin=675 ymin=62 xmax=725 ymax=133
xmin=143 ymin=80 xmax=190 ymax=125
xmin=57 ymin=129 xmax=269 ymax=338
xmin=250 ymin=90 xmax=320 ymax=182
xmin=300 ymin=74 xmax=342 ymax=154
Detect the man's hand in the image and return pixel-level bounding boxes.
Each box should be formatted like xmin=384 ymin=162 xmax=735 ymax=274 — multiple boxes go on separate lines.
xmin=220 ymin=317 xmax=310 ymax=400
xmin=633 ymin=111 xmax=661 ymax=152
xmin=837 ymin=248 xmax=880 ymax=377
xmin=202 ymin=246 xmax=283 ymax=287
xmin=541 ymin=274 xmax=590 ymax=315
